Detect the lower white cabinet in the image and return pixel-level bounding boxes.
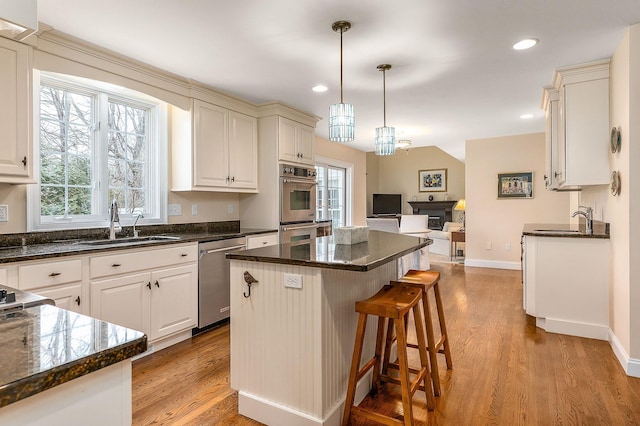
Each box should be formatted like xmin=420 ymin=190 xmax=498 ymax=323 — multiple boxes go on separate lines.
xmin=523 ymin=235 xmax=609 ymax=340
xmin=34 ymin=283 xmax=83 ymax=314
xmin=89 ymin=243 xmax=198 ymax=342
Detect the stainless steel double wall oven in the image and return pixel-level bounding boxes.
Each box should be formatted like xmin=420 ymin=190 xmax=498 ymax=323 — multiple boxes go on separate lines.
xmin=279 ymin=164 xmax=317 ymax=244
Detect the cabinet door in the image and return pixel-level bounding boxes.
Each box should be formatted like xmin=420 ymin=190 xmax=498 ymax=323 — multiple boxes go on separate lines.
xmin=0 ymin=37 xmax=32 ymax=182
xmin=193 ymin=100 xmax=229 ymax=187
xmin=149 ymin=264 xmax=197 ymax=341
xmin=34 ymin=284 xmax=83 ymax=314
xmin=229 ymin=110 xmax=258 ymax=189
xmin=296 ymin=124 xmax=314 ymax=165
xmin=91 ymin=272 xmax=151 ymax=335
xmin=278 ymin=117 xmax=298 ymax=163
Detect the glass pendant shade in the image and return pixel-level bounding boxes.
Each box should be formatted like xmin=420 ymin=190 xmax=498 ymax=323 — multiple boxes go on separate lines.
xmin=329 ymin=102 xmax=355 ymax=142
xmin=375 ymin=126 xmax=396 ymax=155
xmin=330 ymin=21 xmax=354 ymax=142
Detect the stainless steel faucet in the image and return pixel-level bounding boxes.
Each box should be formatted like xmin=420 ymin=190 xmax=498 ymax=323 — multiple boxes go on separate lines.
xmin=109 ymin=199 xmax=121 ymax=240
xmin=571 ymin=205 xmax=593 ymax=234
xmin=133 ymin=213 xmax=144 ymax=238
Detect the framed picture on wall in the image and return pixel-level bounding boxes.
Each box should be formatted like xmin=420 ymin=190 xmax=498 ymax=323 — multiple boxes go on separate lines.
xmin=418 ymin=169 xmax=447 ymax=192
xmin=497 ymin=171 xmax=533 ymax=199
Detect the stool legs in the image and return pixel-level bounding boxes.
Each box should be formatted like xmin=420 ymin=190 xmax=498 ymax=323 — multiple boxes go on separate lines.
xmin=434 ymin=283 xmax=453 ymax=369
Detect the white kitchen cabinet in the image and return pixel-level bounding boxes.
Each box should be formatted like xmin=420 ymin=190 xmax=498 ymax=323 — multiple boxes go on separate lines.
xmin=278 ymin=116 xmax=314 ymax=165
xmin=246 ymin=232 xmax=279 ymax=249
xmin=543 ymin=60 xmax=610 ymax=190
xmin=172 ymin=99 xmax=258 ymax=192
xmin=34 ymin=283 xmax=83 ymax=314
xmin=90 ymin=243 xmax=198 ymax=342
xmin=17 ymin=258 xmax=86 ymax=314
xmin=0 ymin=37 xmax=33 ymax=183
xmin=523 ymin=234 xmax=609 ymax=340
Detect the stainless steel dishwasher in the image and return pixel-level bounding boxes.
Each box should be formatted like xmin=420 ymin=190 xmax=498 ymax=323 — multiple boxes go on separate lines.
xmin=197 ymin=237 xmax=246 ymax=331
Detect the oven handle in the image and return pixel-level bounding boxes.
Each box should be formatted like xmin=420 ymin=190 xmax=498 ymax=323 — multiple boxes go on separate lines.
xmin=281 ymin=223 xmax=318 ymax=232
xmin=282 ymin=178 xmax=317 ymax=185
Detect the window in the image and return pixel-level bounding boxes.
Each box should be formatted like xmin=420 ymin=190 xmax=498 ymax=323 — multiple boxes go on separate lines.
xmin=29 ymin=73 xmax=167 ymax=231
xmin=316 ymin=163 xmax=347 ymax=228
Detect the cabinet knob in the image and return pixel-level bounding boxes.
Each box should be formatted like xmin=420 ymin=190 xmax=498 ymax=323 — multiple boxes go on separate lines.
xmin=112 ymin=263 xmax=121 ymax=268
xmin=155 ymin=280 xmax=160 ymax=288
xmin=147 ymin=282 xmax=151 ymax=289
xmin=21 ymin=156 xmax=27 ymax=167
xmin=48 ymin=272 xmax=61 ymax=277
xmin=231 ymin=176 xmax=235 ymax=183
xmin=226 ymin=176 xmax=230 ymax=182
xmin=554 ymin=171 xmax=560 ymax=178
xmin=75 ymin=296 xmax=81 ymax=306
xmin=180 ymin=253 xmax=188 ymax=257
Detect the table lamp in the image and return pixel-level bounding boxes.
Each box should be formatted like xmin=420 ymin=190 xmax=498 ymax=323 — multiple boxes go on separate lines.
xmin=455 ymin=199 xmax=466 ymax=231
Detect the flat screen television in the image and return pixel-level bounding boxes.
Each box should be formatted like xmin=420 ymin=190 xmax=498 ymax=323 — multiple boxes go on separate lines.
xmin=372 ymin=193 xmax=402 ymax=215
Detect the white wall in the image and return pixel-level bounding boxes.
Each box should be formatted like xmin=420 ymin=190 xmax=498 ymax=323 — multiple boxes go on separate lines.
xmin=464 ymin=133 xmax=570 ymax=269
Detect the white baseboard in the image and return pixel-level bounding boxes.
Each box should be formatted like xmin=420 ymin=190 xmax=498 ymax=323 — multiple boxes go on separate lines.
xmin=609 ymin=329 xmax=640 ymax=378
xmin=536 ymin=317 xmax=608 ymax=340
xmin=464 ymin=258 xmax=521 ymax=270
xmin=238 ymin=370 xmax=372 ymax=426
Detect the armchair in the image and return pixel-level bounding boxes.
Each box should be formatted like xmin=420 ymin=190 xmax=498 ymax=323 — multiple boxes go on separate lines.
xmin=428 ymin=221 xmax=464 ymax=257
xmin=399 ymin=215 xmax=430 ymax=238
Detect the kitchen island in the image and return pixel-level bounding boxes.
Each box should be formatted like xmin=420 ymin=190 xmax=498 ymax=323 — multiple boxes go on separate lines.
xmin=0 ymin=303 xmax=147 ymax=425
xmin=227 ymin=231 xmax=430 ymax=426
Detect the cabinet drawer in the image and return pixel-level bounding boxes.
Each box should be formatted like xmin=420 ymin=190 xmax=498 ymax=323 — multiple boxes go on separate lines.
xmin=19 ymin=259 xmax=82 ymax=291
xmin=246 ymin=233 xmax=278 ymax=249
xmin=90 ymin=243 xmax=198 ymax=279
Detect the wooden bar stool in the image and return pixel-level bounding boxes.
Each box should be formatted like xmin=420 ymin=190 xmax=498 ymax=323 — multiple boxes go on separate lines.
xmin=342 ymin=284 xmax=435 ymax=426
xmin=388 ymin=269 xmax=453 ymax=397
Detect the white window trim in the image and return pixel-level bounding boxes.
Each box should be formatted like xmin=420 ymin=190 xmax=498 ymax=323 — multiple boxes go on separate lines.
xmin=315 ymin=155 xmax=353 ymax=226
xmin=28 ymin=70 xmax=168 ymax=232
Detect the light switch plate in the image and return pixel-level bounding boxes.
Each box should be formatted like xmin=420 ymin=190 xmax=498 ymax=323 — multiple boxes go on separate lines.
xmin=0 ymin=205 xmax=8 ymax=222
xmin=191 ymin=204 xmax=198 ymax=216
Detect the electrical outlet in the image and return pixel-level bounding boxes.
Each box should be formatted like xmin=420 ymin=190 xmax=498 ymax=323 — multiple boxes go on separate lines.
xmin=485 ymin=241 xmax=492 ymax=250
xmin=168 ymin=204 xmax=182 ymax=216
xmin=191 ymin=204 xmax=198 ymax=216
xmin=284 ymin=273 xmax=303 ymax=289
xmin=227 ymin=204 xmax=234 ymax=214
xmin=0 ymin=205 xmax=7 ymax=222
xmin=505 ymin=243 xmax=511 ymax=251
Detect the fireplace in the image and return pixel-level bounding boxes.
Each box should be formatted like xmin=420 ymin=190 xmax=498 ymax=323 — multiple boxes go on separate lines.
xmin=407 ymin=201 xmax=458 ymax=230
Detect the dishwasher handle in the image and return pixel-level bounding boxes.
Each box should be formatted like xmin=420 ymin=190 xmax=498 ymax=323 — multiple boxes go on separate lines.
xmin=199 ymin=244 xmax=246 ymax=259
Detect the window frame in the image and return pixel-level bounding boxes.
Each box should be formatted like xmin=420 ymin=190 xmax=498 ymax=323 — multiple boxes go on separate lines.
xmin=28 ymin=71 xmax=168 ymax=232
xmin=315 ymin=156 xmax=353 ymax=228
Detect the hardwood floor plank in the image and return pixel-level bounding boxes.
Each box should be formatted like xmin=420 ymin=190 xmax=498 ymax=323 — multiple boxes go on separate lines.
xmin=132 ymin=263 xmax=640 ymax=425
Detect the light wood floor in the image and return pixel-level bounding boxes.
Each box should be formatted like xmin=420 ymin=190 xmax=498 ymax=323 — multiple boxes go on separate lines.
xmin=132 ymin=262 xmax=640 ymax=425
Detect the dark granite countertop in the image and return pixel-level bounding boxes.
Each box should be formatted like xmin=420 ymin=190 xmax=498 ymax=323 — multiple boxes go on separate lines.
xmin=522 ymin=222 xmax=610 ymax=239
xmin=0 ymin=304 xmax=147 ymax=408
xmin=227 ymin=230 xmax=431 ymax=272
xmin=0 ymin=226 xmax=277 ymax=264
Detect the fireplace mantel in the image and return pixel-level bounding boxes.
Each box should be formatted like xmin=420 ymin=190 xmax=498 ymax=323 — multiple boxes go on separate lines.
xmin=408 ymin=201 xmax=458 ymax=229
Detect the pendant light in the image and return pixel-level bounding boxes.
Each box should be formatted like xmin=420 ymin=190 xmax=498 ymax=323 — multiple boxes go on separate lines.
xmin=375 ymin=64 xmax=395 ymax=155
xmin=329 ymin=21 xmax=355 ymax=142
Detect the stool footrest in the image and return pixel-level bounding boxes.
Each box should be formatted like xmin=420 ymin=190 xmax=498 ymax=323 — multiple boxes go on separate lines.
xmin=380 ymin=369 xmax=429 ymax=393
xmin=356 ymin=357 xmax=378 ymax=382
xmin=351 ymin=406 xmax=404 ymax=425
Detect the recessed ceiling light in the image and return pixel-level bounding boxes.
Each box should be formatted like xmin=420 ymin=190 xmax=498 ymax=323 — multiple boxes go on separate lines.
xmin=513 ymin=38 xmax=538 ymax=50
xmin=520 ymin=113 xmax=534 ymax=119
xmin=312 ymin=85 xmax=328 ymax=93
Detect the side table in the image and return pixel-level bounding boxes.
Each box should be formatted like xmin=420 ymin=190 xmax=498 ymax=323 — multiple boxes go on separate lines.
xmin=450 ymin=230 xmax=465 ymax=261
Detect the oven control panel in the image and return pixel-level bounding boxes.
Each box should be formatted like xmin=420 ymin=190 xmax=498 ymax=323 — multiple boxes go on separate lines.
xmin=281 ymin=164 xmax=317 ymax=179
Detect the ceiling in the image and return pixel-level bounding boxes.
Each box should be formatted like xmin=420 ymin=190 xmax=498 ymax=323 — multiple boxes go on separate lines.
xmin=37 ymin=1 xmax=640 ymax=161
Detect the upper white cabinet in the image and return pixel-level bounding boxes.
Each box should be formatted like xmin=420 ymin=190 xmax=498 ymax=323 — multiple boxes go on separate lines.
xmin=0 ymin=37 xmax=33 ymax=183
xmin=172 ymin=99 xmax=258 ymax=192
xmin=542 ymin=60 xmax=610 ymax=190
xmin=278 ymin=116 xmax=314 ymax=165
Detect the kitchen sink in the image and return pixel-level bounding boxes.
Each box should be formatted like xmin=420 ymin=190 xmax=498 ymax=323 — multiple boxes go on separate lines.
xmin=533 ymin=229 xmax=582 ymax=233
xmin=77 ymin=235 xmax=181 ymax=246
